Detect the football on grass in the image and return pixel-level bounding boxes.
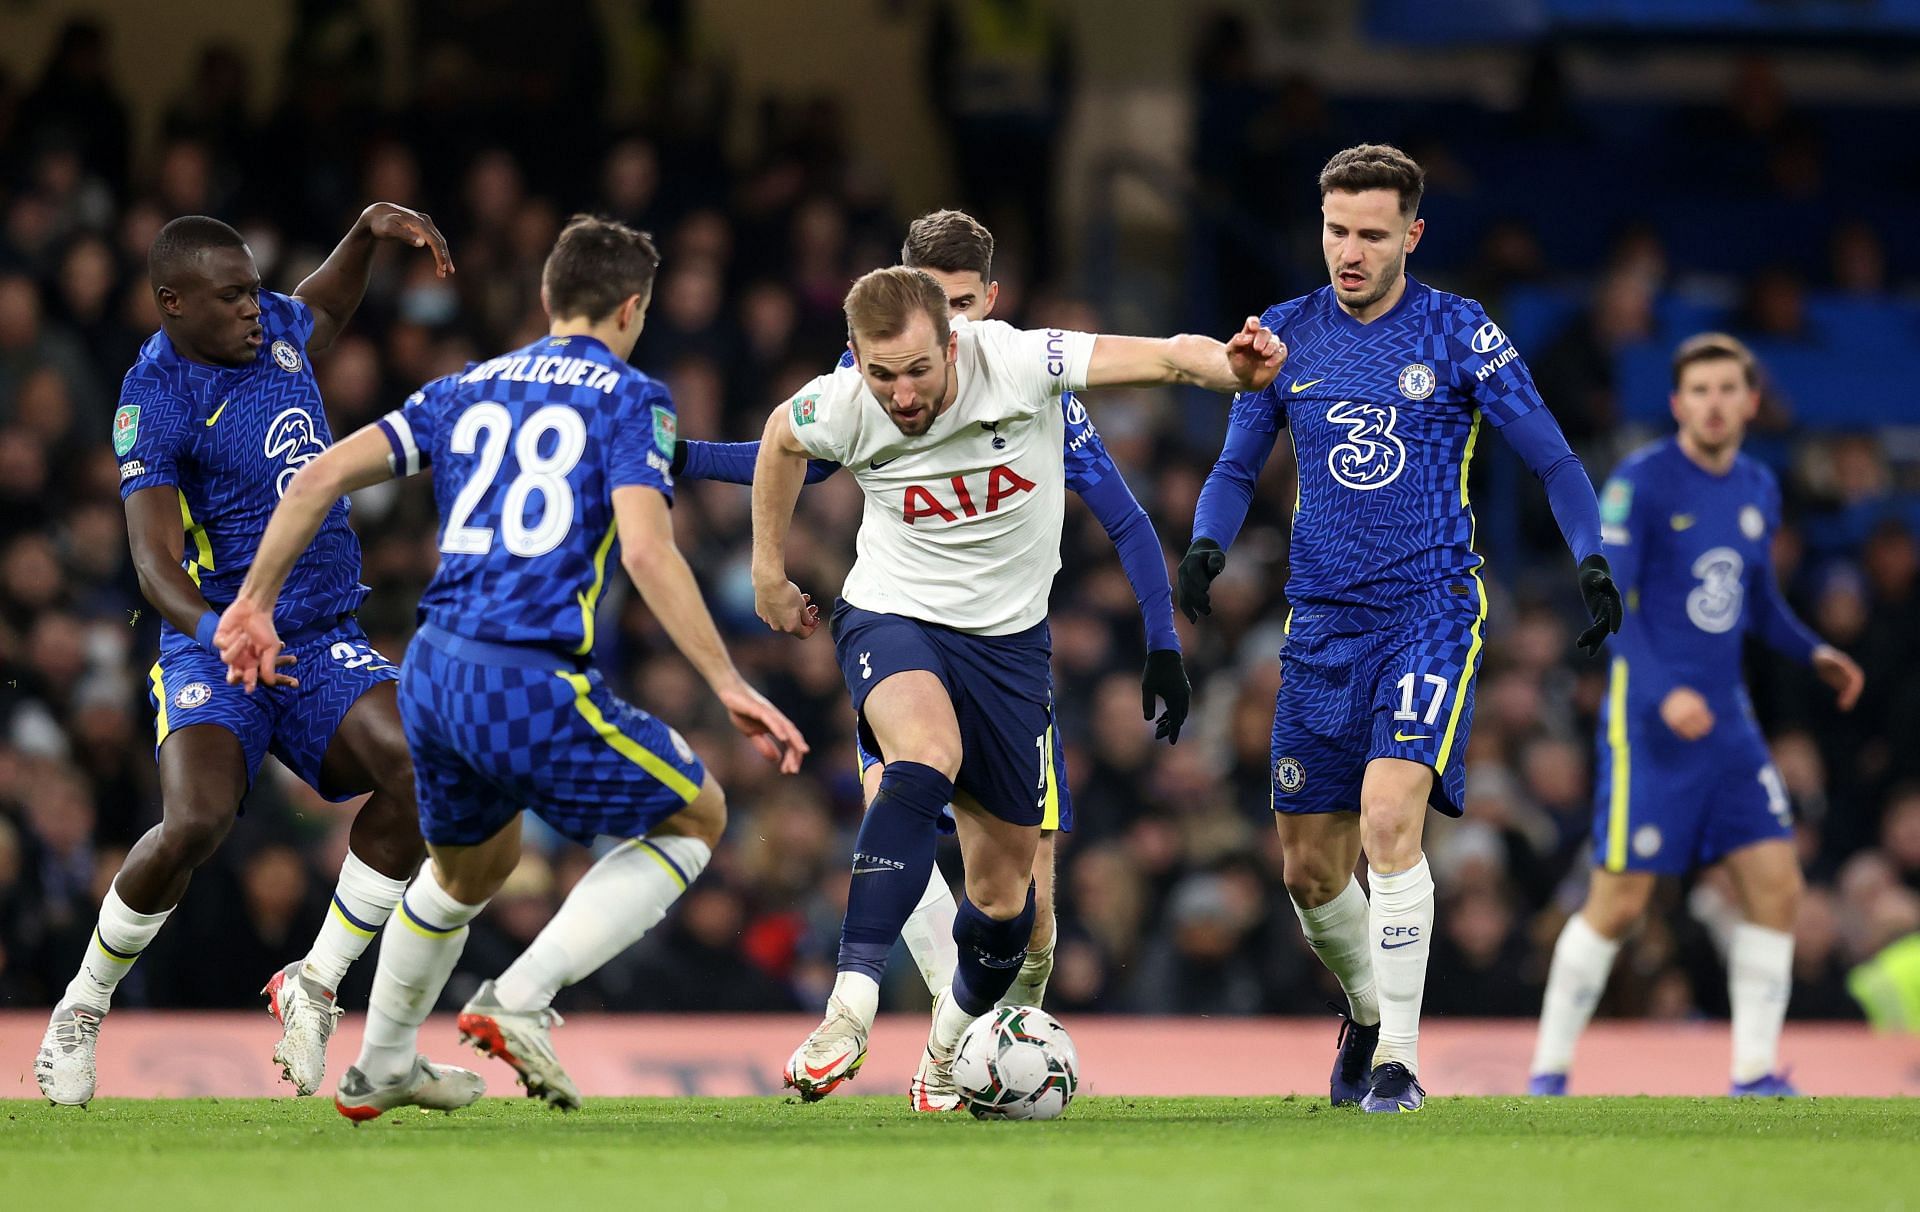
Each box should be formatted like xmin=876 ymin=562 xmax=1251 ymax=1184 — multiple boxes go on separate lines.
xmin=952 ymin=1005 xmax=1079 ymax=1120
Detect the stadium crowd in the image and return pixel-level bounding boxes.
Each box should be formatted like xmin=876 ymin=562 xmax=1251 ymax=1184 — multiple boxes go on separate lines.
xmin=1 ymin=10 xmax=1917 ymax=1027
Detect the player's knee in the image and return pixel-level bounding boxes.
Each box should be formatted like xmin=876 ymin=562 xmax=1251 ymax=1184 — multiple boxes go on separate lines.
xmin=656 ymin=776 xmax=727 ymax=848
xmin=1583 ymin=870 xmax=1654 ymax=938
xmin=892 ymin=742 xmax=961 ymax=781
xmin=155 ymin=806 xmax=235 ymax=870
xmin=965 ymin=875 xmax=1032 ymax=921
xmin=1747 ymin=867 xmax=1804 ymax=931
xmin=366 ymin=739 xmax=416 ymax=807
xmin=1282 ymin=865 xmax=1347 ymax=910
xmin=1581 ymin=900 xmax=1641 ymax=941
xmin=1358 ymin=801 xmax=1423 ymax=869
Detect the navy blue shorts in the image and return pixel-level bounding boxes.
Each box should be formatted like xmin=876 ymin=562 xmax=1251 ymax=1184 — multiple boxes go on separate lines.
xmin=399 ymin=625 xmax=706 ymax=847
xmin=1593 ymin=670 xmax=1791 ymax=875
xmin=832 ymin=601 xmax=1062 ymax=829
xmin=1269 ymin=609 xmax=1483 ymax=818
xmin=148 ymin=617 xmax=397 ymax=801
xmin=853 ymin=715 xmax=1073 ymax=833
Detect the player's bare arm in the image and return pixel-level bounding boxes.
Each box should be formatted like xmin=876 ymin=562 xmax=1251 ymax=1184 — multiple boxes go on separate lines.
xmin=613 ymin=484 xmax=810 ymax=773
xmin=216 ymin=426 xmax=397 ymax=690
xmin=124 ymin=485 xmax=218 ymax=640
xmin=295 ymin=203 xmax=454 ymax=353
xmin=748 ymin=404 xmax=822 ymax=638
xmin=1083 ymin=316 xmax=1285 ymax=394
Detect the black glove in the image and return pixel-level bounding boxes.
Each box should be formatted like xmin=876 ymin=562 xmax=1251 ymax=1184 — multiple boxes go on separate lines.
xmin=670 ymin=440 xmax=689 ymax=477
xmin=1575 ymin=553 xmax=1623 ymax=657
xmin=1176 ymin=539 xmax=1227 ymax=623
xmin=1142 ymin=648 xmax=1191 ymax=744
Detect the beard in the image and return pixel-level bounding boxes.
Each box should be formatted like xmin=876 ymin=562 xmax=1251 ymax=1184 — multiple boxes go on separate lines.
xmin=1331 ymin=249 xmax=1404 ymax=310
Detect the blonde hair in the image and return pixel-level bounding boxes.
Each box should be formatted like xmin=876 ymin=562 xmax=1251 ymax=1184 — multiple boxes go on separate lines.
xmin=844 ymin=266 xmax=950 ymax=348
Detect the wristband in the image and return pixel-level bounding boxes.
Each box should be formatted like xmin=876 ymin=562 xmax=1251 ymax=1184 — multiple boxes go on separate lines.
xmin=195 ymin=610 xmax=221 ymax=655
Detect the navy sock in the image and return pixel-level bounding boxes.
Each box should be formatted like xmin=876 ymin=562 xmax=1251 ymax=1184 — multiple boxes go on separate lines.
xmin=837 ymin=761 xmax=953 ymax=981
xmin=951 ymin=883 xmax=1036 ymax=1015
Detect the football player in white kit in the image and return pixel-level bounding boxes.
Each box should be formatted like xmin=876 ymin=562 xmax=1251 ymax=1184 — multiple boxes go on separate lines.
xmin=751 ymin=266 xmax=1282 ymax=1102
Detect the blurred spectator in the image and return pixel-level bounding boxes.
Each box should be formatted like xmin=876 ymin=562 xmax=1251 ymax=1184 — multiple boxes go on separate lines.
xmin=0 ymin=13 xmax=1913 ymax=1032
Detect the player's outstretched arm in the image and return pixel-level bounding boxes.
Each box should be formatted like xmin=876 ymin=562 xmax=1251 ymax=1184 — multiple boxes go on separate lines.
xmin=1084 ymin=317 xmax=1285 ymax=395
xmin=217 ymin=426 xmax=397 ymax=691
xmin=295 ymin=203 xmax=453 ymax=353
xmin=615 ymin=484 xmax=809 ymax=773
xmin=749 ymin=406 xmax=822 ymax=639
xmin=672 ymin=438 xmax=841 ymax=487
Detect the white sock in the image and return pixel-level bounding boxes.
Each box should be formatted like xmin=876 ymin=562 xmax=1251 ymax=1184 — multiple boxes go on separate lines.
xmin=900 ymin=866 xmax=960 ymax=995
xmin=494 ymin=835 xmax=710 ymax=1012
xmin=1530 ymin=912 xmax=1621 ymax=1076
xmin=1292 ymin=877 xmax=1379 ymax=1026
xmin=999 ymin=939 xmax=1056 ymax=1009
xmin=831 ymin=970 xmax=881 ymax=1029
xmin=64 ymin=884 xmax=171 ymax=1009
xmin=1368 ymin=856 xmax=1434 ymax=1074
xmin=302 ymin=851 xmax=410 ymax=991
xmin=931 ymin=983 xmax=975 ymax=1053
xmin=357 ymin=864 xmax=488 ymax=1086
xmin=1729 ymin=922 xmax=1794 ymax=1083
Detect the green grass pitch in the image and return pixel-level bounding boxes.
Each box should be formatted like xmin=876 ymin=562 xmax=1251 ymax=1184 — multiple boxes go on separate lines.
xmin=3 ymin=1096 xmax=1916 ymax=1210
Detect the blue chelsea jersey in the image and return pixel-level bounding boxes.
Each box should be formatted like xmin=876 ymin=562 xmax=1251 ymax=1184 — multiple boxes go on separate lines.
xmin=378 ymin=334 xmax=677 ymax=655
xmin=1600 ymin=439 xmax=1813 ymax=713
xmin=115 ymin=291 xmax=367 ymax=636
xmin=1229 ymin=276 xmax=1544 ymax=633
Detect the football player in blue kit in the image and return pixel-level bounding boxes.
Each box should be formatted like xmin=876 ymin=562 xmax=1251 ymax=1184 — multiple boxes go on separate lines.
xmin=218 ymin=215 xmax=807 ymax=1118
xmin=1179 ymin=145 xmax=1623 ymax=1112
xmin=1529 ymin=333 xmax=1863 ymax=1097
xmin=36 ymin=206 xmax=454 ymax=1106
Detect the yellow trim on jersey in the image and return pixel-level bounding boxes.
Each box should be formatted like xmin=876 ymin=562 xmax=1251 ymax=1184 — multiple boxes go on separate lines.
xmin=557 ymin=671 xmax=701 ymax=802
xmin=1040 ymin=721 xmax=1061 ymax=831
xmin=1434 ymin=411 xmax=1487 ymax=775
xmin=150 ymin=660 xmax=171 ymax=745
xmin=574 ymin=520 xmax=619 ymax=656
xmin=179 ymin=493 xmax=213 ymax=586
xmin=1605 ymin=657 xmax=1631 ymax=872
xmin=1284 ymin=429 xmax=1303 ymax=636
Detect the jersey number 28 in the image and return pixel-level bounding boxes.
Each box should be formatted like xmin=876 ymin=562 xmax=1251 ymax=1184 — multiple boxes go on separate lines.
xmin=441 ymin=403 xmax=586 ymax=558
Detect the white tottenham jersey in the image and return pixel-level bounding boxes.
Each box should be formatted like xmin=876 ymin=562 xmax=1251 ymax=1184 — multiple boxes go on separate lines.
xmin=788 ymin=317 xmax=1097 ymax=635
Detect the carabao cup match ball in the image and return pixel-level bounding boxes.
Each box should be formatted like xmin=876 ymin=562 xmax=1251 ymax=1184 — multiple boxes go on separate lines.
xmin=952 ymin=1005 xmax=1079 ymax=1121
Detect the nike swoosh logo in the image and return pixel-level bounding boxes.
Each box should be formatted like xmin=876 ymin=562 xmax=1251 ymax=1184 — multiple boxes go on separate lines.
xmin=869 ymin=458 xmax=896 ymax=470
xmin=804 ymin=1049 xmax=857 ymax=1079
xmin=1393 ymin=730 xmax=1432 ymax=742
xmin=1290 ymin=378 xmax=1325 ymax=394
xmin=204 ymin=399 xmax=230 ymax=427
xmin=1671 ymin=515 xmax=1695 ymax=530
xmin=1381 ymin=939 xmax=1421 ymax=950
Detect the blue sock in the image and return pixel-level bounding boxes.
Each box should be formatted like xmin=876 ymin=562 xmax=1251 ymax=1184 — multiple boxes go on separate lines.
xmin=951 ymin=883 xmax=1036 ymax=1015
xmin=837 ymin=761 xmax=953 ymax=982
